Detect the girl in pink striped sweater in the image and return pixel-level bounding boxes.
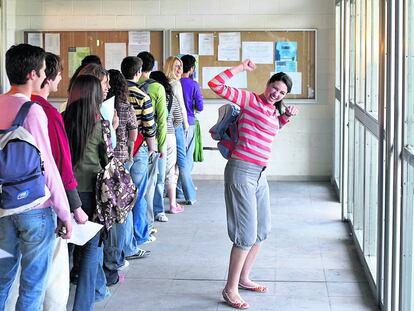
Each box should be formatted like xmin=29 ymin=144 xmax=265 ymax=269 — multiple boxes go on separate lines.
xmin=209 ymin=59 xmax=298 ymax=309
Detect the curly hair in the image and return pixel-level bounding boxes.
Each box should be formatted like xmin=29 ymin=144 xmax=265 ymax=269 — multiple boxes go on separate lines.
xmin=107 ymin=69 xmax=128 ymax=109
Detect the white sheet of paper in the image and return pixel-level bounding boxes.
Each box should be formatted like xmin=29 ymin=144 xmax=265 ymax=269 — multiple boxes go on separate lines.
xmin=179 ymin=32 xmax=195 ymax=54
xmin=219 ymin=32 xmax=241 ymax=47
xmin=28 ymin=33 xmax=43 ymax=48
xmin=128 ymin=44 xmax=150 ymax=56
xmin=270 ymin=71 xmax=302 ymax=95
xmin=0 ymin=248 xmax=13 ymax=259
xmin=68 ymin=216 xmax=103 ymax=246
xmin=44 ymin=33 xmax=60 ymax=55
xmin=218 ymin=45 xmax=240 ymax=61
xmin=242 ymin=41 xmax=274 ymax=64
xmin=129 ymin=31 xmax=150 ymax=45
xmin=203 ymin=67 xmax=247 ymax=89
xmin=104 ymin=42 xmax=126 ymax=70
xmin=198 ymin=33 xmax=214 ymax=56
xmin=100 ymin=96 xmax=117 ymax=147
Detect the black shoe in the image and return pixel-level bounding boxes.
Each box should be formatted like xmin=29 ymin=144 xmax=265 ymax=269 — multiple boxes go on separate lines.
xmin=125 ymin=249 xmax=151 ymax=260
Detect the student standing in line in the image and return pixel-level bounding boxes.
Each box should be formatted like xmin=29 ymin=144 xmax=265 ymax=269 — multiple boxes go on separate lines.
xmin=177 ymin=54 xmax=204 ymax=204
xmin=32 ymin=52 xmax=87 ymax=311
xmin=208 ymin=59 xmax=298 ymax=310
xmin=121 ymin=56 xmax=156 ymax=257
xmin=164 ymin=56 xmax=196 ymax=207
xmin=0 ymin=44 xmax=72 ymax=311
xmin=102 ymin=69 xmax=138 ymax=285
xmin=63 ymin=75 xmax=108 ymax=311
xmin=137 ymin=51 xmax=169 ymax=224
xmin=150 ymin=70 xmax=184 ymax=214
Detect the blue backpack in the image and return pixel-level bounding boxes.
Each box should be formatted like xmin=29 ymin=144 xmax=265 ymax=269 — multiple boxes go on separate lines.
xmin=209 ymin=104 xmax=240 ymax=159
xmin=0 ymin=101 xmax=49 ymax=217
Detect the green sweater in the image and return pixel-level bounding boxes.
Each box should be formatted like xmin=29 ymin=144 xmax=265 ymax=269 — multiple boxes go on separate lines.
xmin=74 ymin=121 xmax=108 ymax=192
xmin=138 ymin=77 xmax=167 ymax=153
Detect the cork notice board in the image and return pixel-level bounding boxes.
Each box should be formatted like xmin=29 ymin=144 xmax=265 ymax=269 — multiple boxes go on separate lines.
xmin=170 ymin=30 xmax=316 ymax=101
xmin=25 ymin=30 xmax=164 ymax=98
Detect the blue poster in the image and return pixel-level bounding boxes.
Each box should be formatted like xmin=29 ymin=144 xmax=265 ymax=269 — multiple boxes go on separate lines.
xmin=275 ymin=41 xmax=298 ymax=72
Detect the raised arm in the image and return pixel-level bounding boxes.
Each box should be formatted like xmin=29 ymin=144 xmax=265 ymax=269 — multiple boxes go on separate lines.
xmin=208 ymin=59 xmax=256 ymax=107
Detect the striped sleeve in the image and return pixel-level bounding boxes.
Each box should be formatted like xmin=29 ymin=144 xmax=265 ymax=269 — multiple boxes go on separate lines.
xmin=141 ymin=94 xmax=156 ymax=138
xmin=208 ymin=69 xmax=249 ymax=108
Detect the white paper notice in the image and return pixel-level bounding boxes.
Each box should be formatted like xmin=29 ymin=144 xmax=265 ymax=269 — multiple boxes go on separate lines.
xmin=0 ymin=248 xmax=13 ymax=259
xmin=198 ymin=33 xmax=214 ymax=56
xmin=105 ymin=42 xmax=126 ymax=70
xmin=203 ymin=67 xmax=247 ymax=89
xmin=128 ymin=44 xmax=150 ymax=56
xmin=28 ymin=33 xmax=43 ymax=48
xmin=129 ymin=31 xmax=150 ymax=45
xmin=242 ymin=42 xmax=273 ymax=64
xmin=219 ymin=32 xmax=241 ymax=47
xmin=218 ymin=45 xmax=240 ymax=61
xmin=179 ymin=32 xmax=195 ymax=54
xmin=68 ymin=216 xmax=103 ymax=246
xmin=44 ymin=33 xmax=60 ymax=55
xmin=270 ymin=71 xmax=302 ymax=95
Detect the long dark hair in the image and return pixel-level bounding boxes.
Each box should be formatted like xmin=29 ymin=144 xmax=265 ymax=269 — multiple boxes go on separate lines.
xmin=150 ymin=70 xmax=173 ymax=104
xmin=63 ymin=75 xmax=103 ymax=168
xmin=107 ymin=69 xmax=128 ymax=110
xmin=268 ymin=72 xmax=292 ymax=115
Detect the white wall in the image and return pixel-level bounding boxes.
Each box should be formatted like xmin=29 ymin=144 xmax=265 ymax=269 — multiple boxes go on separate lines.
xmin=8 ymin=0 xmax=335 ymax=180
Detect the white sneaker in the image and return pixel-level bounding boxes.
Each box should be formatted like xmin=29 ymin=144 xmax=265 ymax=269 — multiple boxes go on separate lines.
xmin=155 ymin=213 xmax=169 ymax=222
xmin=117 ymin=259 xmax=129 ymax=271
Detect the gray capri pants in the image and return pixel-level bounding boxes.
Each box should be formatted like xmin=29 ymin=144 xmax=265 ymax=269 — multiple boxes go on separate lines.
xmin=224 ymin=159 xmax=271 ymax=250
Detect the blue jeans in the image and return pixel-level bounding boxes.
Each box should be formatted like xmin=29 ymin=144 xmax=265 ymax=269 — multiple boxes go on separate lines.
xmin=102 ymin=221 xmax=124 ymax=286
xmin=145 ymin=152 xmax=159 ymax=228
xmin=73 ymin=192 xmax=104 ymax=311
xmin=129 ymin=145 xmax=150 ymax=245
xmin=175 ymin=125 xmax=196 ymax=203
xmin=153 ymin=155 xmax=166 ymax=217
xmin=177 ymin=125 xmax=196 ymax=199
xmin=0 ymin=207 xmax=55 ymax=311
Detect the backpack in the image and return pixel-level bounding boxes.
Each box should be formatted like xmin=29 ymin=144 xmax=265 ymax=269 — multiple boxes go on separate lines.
xmin=209 ymin=104 xmax=240 ymax=159
xmin=0 ymin=101 xmax=50 ymax=217
xmin=138 ymin=78 xmax=156 ymax=96
xmin=95 ymin=120 xmax=137 ymax=233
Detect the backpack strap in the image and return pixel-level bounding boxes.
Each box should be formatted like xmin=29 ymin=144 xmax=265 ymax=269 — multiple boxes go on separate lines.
xmin=166 ymin=94 xmax=173 ymax=114
xmin=12 ymin=101 xmax=36 ymax=127
xmin=101 ymin=119 xmax=114 ymax=159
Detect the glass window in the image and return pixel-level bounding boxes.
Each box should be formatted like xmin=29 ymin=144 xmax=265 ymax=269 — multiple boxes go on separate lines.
xmin=335 ymin=99 xmax=341 ymax=186
xmin=349 ymin=0 xmax=356 ymax=103
xmin=336 ymin=3 xmax=341 ymax=90
xmin=366 ymin=0 xmax=380 ymax=119
xmin=355 ymin=0 xmax=366 ymax=108
xmin=406 ymin=0 xmax=414 ymax=147
xmin=348 ymin=107 xmax=356 ymax=220
xmin=364 ymin=130 xmax=378 ymax=279
xmin=353 ymin=120 xmax=365 ymax=247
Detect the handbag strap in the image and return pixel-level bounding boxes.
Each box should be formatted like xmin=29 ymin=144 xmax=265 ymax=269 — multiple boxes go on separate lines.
xmin=101 ymin=119 xmax=114 ymax=158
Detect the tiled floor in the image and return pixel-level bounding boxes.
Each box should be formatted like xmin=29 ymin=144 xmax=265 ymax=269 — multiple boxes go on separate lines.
xmin=70 ymin=181 xmax=380 ymax=311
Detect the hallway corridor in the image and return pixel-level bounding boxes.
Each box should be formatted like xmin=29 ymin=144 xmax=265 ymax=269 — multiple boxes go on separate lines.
xmin=78 ymin=181 xmax=379 ymax=311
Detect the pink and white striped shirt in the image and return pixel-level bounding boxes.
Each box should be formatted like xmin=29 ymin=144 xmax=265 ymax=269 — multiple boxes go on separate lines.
xmin=208 ymin=69 xmax=290 ymax=167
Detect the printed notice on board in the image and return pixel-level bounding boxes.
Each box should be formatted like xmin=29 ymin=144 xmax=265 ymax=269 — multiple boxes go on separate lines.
xmin=242 ymin=42 xmax=273 ymax=64
xmin=202 ymin=67 xmax=247 ymax=89
xmin=105 ymin=43 xmax=126 ymax=71
xmin=179 ymin=32 xmax=195 ymax=54
xmin=275 ymin=41 xmax=298 ymax=72
xmin=28 ymin=33 xmax=43 ymax=48
xmin=45 ymin=33 xmax=60 ymax=55
xmin=198 ymin=33 xmax=214 ymax=56
xmin=128 ymin=31 xmax=150 ymax=56
xmin=68 ymin=47 xmax=90 ymax=78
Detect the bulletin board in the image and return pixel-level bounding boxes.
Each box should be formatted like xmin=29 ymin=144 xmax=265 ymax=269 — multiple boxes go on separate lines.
xmin=170 ymin=30 xmax=316 ymax=101
xmin=24 ymin=30 xmax=164 ymax=98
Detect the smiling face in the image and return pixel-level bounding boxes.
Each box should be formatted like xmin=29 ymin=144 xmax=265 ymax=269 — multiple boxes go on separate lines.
xmin=263 ymin=80 xmax=288 ymax=105
xmin=173 ymin=60 xmax=183 ymax=79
